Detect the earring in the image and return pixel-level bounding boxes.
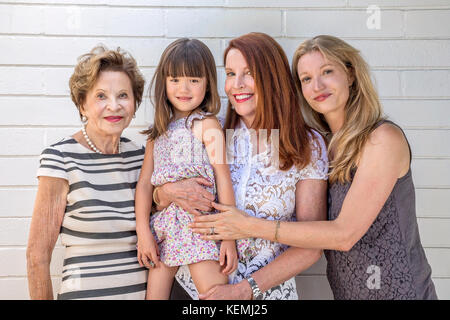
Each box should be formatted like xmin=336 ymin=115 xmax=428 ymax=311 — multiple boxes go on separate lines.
xmin=81 ymin=115 xmax=88 ymax=124
xmin=133 ymin=114 xmax=136 ymax=119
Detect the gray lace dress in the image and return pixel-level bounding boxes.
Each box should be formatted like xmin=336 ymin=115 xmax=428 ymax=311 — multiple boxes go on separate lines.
xmin=325 ymin=120 xmax=437 ymax=300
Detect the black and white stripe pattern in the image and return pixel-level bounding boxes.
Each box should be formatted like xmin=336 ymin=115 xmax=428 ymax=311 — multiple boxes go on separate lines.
xmin=37 ymin=136 xmax=147 ymax=300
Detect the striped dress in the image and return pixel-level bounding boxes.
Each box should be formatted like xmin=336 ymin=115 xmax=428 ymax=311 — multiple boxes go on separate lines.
xmin=37 ymin=136 xmax=147 ymax=300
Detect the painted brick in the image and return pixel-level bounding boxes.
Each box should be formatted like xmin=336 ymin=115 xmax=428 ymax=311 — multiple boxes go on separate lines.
xmin=286 ymin=10 xmax=403 ymax=38
xmin=43 ymin=6 xmax=164 ymax=37
xmin=401 ymin=70 xmax=450 ymax=98
xmin=405 ymin=10 xmax=450 ymax=38
xmin=0 ymin=189 xmax=37 ymax=218
xmin=167 ymin=9 xmax=282 ymax=37
xmin=416 ymin=189 xmax=450 ymax=218
xmin=295 ymin=275 xmax=333 ymax=300
xmin=418 ymin=218 xmax=450 ymax=247
xmin=411 ymin=159 xmax=450 ymax=188
xmin=382 ymin=99 xmax=450 ymax=129
xmin=0 ymin=129 xmax=45 ymax=156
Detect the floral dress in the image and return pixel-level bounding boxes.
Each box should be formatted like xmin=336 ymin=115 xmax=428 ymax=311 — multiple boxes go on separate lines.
xmin=150 ymin=112 xmax=255 ymax=267
xmin=175 ymin=119 xmax=329 ymax=299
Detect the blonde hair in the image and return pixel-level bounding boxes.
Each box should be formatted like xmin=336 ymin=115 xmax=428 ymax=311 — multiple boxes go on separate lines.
xmin=292 ymin=35 xmax=384 ymax=184
xmin=143 ymin=38 xmax=221 ymax=141
xmin=69 ymin=45 xmax=145 ymax=119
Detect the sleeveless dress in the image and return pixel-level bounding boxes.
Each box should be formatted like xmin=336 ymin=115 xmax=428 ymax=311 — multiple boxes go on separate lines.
xmin=325 ymin=120 xmax=438 ymax=300
xmin=37 ymin=137 xmax=147 ymax=300
xmin=175 ymin=119 xmax=329 ymax=299
xmin=150 ymin=112 xmax=255 ymax=267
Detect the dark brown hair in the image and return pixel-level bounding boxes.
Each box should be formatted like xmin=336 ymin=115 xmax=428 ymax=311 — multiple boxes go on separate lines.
xmin=224 ymin=32 xmax=314 ymax=171
xmin=143 ymin=38 xmax=221 ymax=140
xmin=69 ymin=45 xmax=145 ymax=119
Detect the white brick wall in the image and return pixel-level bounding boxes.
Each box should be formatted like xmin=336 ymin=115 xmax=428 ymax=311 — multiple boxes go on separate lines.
xmin=1 ymin=0 xmax=449 ymax=300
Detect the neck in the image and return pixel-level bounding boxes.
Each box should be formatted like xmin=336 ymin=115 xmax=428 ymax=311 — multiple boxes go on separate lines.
xmin=84 ymin=125 xmax=121 ymax=154
xmin=324 ymin=110 xmax=345 ymax=134
xmin=241 ymin=114 xmax=255 ymax=130
xmin=173 ymin=109 xmax=192 ymax=121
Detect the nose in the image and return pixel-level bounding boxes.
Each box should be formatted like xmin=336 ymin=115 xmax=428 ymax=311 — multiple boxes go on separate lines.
xmin=179 ymin=78 xmax=189 ymax=92
xmin=233 ymin=74 xmax=245 ymax=89
xmin=312 ymin=76 xmax=325 ymax=92
xmin=107 ymin=97 xmax=121 ymax=111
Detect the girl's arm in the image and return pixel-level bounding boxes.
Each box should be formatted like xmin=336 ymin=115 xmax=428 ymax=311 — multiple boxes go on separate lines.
xmin=194 ymin=123 xmax=410 ymax=252
xmin=27 ymin=176 xmax=68 ymax=299
xmin=135 ymin=140 xmax=160 ymax=268
xmin=193 ymin=116 xmax=237 ymax=274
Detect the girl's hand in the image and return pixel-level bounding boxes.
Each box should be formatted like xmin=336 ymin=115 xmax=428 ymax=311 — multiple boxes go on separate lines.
xmin=189 ymin=202 xmax=252 ymax=240
xmin=219 ymin=240 xmax=238 ymax=275
xmin=137 ymin=232 xmax=160 ymax=269
xmin=160 ymin=178 xmax=215 ymax=216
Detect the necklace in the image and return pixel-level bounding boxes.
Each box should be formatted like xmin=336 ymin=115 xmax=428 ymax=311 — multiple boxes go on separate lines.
xmin=81 ymin=126 xmax=121 ymax=154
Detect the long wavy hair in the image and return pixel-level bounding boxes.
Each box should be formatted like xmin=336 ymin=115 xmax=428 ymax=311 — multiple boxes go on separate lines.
xmin=292 ymin=35 xmax=385 ymax=184
xmin=224 ymin=32 xmax=315 ymax=171
xmin=142 ymin=38 xmax=221 ymax=140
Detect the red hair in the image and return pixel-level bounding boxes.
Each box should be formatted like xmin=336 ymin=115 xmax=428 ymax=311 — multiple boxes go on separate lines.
xmin=224 ymin=32 xmax=313 ymax=171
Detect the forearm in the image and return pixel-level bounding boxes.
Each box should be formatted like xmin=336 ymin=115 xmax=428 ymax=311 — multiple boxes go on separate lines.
xmin=250 ymin=246 xmax=322 ymax=293
xmin=135 ymin=183 xmax=153 ymax=234
xmin=26 ymin=252 xmax=53 ymax=299
xmin=245 ymin=216 xmax=348 ymax=251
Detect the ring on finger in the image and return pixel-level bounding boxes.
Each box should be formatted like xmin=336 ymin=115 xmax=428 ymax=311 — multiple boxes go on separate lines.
xmin=209 ymin=227 xmax=215 ymax=235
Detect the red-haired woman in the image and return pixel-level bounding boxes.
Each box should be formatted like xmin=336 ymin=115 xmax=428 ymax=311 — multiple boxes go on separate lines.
xmin=155 ymin=33 xmax=328 ymax=300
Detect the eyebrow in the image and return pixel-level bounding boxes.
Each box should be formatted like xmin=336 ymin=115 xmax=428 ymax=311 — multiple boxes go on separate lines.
xmin=299 ymin=63 xmax=334 ymax=77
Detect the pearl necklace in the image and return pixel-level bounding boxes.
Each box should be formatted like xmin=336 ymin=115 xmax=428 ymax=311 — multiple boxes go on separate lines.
xmin=81 ymin=126 xmax=121 ymax=154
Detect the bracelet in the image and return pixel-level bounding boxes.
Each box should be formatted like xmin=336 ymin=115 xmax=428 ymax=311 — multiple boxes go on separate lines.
xmin=153 ymin=186 xmax=161 ymax=206
xmin=274 ymin=220 xmax=281 ymax=242
xmin=246 ymin=276 xmax=263 ymax=300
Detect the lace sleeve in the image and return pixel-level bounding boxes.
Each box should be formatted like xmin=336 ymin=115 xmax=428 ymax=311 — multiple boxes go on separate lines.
xmin=296 ymin=130 xmax=328 ymax=182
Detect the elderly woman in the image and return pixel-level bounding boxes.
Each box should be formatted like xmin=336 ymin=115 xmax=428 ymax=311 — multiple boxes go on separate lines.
xmin=26 ymin=46 xmax=147 ymax=300
xmin=155 ymin=33 xmax=328 ymax=300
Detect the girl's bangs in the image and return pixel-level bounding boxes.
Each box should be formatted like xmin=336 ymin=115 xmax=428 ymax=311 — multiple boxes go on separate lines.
xmin=164 ymin=48 xmax=207 ymax=78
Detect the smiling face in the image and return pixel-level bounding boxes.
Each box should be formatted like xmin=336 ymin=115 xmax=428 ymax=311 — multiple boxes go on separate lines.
xmin=297 ymin=50 xmax=353 ymax=124
xmin=224 ymin=48 xmax=258 ymax=126
xmin=81 ymin=71 xmax=135 ymax=138
xmin=165 ymin=76 xmax=207 ymax=119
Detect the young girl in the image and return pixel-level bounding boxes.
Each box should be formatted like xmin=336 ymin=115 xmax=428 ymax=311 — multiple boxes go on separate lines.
xmin=135 ymin=38 xmax=255 ymax=299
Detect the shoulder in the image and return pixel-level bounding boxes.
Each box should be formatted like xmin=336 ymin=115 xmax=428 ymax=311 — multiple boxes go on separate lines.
xmin=199 ymin=115 xmax=222 ymax=130
xmin=41 ymin=136 xmax=76 ymax=157
xmin=358 ymin=122 xmax=410 ymax=173
xmin=366 ymin=122 xmax=408 ymax=154
xmin=308 ymin=129 xmax=328 ymax=162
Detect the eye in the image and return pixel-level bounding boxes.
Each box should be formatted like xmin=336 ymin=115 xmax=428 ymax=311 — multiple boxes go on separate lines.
xmin=226 ymin=71 xmax=235 ymax=77
xmin=324 ymin=69 xmax=333 ymax=75
xmin=190 ymin=78 xmax=200 ymax=83
xmin=119 ymin=92 xmax=128 ymax=98
xmin=300 ymin=77 xmax=311 ymax=84
xmin=97 ymin=93 xmax=106 ymax=99
xmin=170 ymin=78 xmax=179 ymax=82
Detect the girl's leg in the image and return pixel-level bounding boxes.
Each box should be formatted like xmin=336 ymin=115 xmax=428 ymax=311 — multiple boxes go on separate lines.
xmin=146 ymin=263 xmax=179 ymax=300
xmin=188 ymin=260 xmax=228 ymax=295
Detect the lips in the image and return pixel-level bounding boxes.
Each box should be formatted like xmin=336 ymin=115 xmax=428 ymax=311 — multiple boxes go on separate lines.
xmin=314 ymin=93 xmax=331 ymax=102
xmin=233 ymin=93 xmax=254 ymax=103
xmin=177 ymin=96 xmax=192 ymax=102
xmin=104 ymin=116 xmax=123 ymax=122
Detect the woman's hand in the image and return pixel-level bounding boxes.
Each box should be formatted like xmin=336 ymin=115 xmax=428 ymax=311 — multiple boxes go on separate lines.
xmin=198 ymin=281 xmax=252 ymax=300
xmin=137 ymin=231 xmax=160 ymax=269
xmin=189 ymin=202 xmax=252 ymax=240
xmin=219 ymin=240 xmax=238 ymax=275
xmin=159 ymin=177 xmax=215 ymax=216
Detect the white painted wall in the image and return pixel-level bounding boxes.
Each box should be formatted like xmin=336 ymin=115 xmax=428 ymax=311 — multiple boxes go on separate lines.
xmin=0 ymin=0 xmax=449 ymax=300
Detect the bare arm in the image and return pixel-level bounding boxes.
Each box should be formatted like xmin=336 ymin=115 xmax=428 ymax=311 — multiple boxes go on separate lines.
xmin=198 ymin=178 xmax=327 ymax=299
xmin=27 ymin=176 xmax=68 ymax=300
xmin=194 ymin=124 xmax=410 ymax=252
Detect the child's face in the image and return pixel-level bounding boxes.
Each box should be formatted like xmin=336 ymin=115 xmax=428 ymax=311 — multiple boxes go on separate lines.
xmin=166 ymin=76 xmax=207 ymax=118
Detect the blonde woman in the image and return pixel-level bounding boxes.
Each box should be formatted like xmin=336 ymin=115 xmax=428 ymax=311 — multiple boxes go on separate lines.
xmin=190 ymin=35 xmax=437 ymax=300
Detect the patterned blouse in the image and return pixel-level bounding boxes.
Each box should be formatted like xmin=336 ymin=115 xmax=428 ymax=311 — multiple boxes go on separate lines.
xmin=175 ymin=119 xmax=328 ymax=300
